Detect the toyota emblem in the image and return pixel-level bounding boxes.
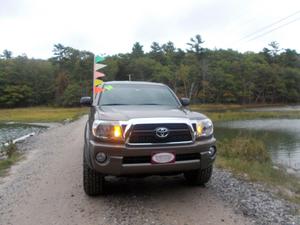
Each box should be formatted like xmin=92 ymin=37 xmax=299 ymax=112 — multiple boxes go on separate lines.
xmin=155 ymin=127 xmax=169 ymax=138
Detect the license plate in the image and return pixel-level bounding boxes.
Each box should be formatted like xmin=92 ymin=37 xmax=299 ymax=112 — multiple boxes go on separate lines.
xmin=151 ymin=152 xmax=175 ymax=164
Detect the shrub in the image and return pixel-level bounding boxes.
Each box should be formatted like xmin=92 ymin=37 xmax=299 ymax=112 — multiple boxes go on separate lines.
xmin=218 ymin=136 xmax=270 ymax=163
xmin=1 ymin=142 xmax=18 ymax=158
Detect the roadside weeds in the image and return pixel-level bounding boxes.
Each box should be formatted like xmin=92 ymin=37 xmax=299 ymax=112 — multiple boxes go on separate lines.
xmin=216 ymin=136 xmax=300 ymax=205
xmin=0 ymin=143 xmax=23 ymax=177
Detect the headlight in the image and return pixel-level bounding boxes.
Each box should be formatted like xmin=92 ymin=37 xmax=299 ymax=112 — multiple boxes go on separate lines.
xmin=196 ymin=119 xmax=213 ymax=137
xmin=92 ymin=120 xmax=123 ymax=140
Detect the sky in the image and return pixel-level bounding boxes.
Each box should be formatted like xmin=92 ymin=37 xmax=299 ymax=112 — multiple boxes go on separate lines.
xmin=0 ymin=0 xmax=299 ymax=59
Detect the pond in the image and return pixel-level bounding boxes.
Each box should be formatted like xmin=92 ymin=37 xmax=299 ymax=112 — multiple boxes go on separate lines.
xmin=0 ymin=123 xmax=46 ymax=144
xmin=215 ymin=119 xmax=300 ymax=171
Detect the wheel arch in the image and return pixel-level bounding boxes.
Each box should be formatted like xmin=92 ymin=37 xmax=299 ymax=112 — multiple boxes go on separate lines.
xmin=83 ymin=121 xmax=93 ymax=169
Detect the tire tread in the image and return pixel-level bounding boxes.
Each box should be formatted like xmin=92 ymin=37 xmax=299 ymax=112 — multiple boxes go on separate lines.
xmin=184 ymin=166 xmax=213 ymax=185
xmin=83 ymin=156 xmax=105 ymax=196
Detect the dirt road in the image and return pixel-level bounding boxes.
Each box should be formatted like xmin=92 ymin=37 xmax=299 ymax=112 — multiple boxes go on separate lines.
xmin=0 ymin=116 xmax=251 ymax=225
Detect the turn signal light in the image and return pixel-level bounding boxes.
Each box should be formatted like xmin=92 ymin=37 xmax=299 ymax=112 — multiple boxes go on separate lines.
xmin=113 ymin=125 xmax=122 ymax=138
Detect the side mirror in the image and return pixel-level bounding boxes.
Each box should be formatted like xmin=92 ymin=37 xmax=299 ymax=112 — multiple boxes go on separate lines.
xmin=180 ymin=97 xmax=190 ymax=106
xmin=80 ymin=96 xmax=92 ymax=107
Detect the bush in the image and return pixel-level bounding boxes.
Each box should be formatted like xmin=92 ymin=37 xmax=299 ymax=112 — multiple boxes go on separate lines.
xmin=1 ymin=142 xmax=18 ymax=158
xmin=218 ymin=136 xmax=270 ymax=163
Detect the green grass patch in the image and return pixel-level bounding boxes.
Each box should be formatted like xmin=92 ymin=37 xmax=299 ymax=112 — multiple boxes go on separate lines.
xmin=0 ymin=153 xmax=22 ymax=176
xmin=191 ymin=104 xmax=300 ymax=121
xmin=0 ymin=107 xmax=89 ymax=123
xmin=216 ymin=136 xmax=300 ymax=203
xmin=0 ymin=143 xmax=22 ymax=177
xmin=207 ymin=111 xmax=300 ymax=122
xmin=191 ymin=103 xmax=284 ymax=111
xmin=219 ymin=137 xmax=270 ymax=163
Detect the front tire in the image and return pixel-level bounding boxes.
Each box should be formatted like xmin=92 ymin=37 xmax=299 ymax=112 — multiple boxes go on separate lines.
xmin=83 ymin=156 xmax=105 ymax=196
xmin=184 ymin=165 xmax=213 ymax=185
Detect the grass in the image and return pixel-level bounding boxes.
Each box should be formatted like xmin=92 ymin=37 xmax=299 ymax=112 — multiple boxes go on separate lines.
xmin=0 ymin=104 xmax=298 ymax=123
xmin=191 ymin=103 xmax=285 ymax=111
xmin=191 ymin=104 xmax=300 ymax=121
xmin=216 ymin=136 xmax=300 ymax=204
xmin=0 ymin=153 xmax=22 ymax=176
xmin=0 ymin=107 xmax=89 ymax=123
xmin=206 ymin=111 xmax=300 ymax=122
xmin=0 ymin=143 xmax=22 ymax=177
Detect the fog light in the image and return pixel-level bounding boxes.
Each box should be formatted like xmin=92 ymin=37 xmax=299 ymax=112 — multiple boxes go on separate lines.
xmin=208 ymin=146 xmax=216 ymax=156
xmin=96 ymin=152 xmax=107 ymax=163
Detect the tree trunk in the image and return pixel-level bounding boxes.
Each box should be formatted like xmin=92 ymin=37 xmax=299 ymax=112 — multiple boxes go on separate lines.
xmin=189 ymin=82 xmax=195 ymax=100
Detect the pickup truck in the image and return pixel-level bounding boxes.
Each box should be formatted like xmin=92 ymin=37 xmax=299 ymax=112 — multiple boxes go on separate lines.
xmin=80 ymin=81 xmax=216 ymax=196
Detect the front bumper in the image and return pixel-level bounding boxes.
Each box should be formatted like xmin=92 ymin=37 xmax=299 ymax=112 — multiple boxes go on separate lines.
xmin=89 ymin=138 xmax=216 ymax=176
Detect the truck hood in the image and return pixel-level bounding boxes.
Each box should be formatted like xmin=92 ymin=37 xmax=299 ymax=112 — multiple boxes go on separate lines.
xmin=95 ymin=105 xmax=207 ymax=121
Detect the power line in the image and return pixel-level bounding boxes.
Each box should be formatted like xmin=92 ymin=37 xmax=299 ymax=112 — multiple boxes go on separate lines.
xmin=238 ymin=10 xmax=300 ymax=42
xmin=247 ymin=17 xmax=300 ymax=42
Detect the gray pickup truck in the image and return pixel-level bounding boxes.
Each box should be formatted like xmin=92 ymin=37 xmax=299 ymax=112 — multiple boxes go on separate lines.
xmin=80 ymin=81 xmax=216 ymax=196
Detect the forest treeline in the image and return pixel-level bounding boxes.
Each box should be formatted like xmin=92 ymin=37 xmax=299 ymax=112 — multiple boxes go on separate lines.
xmin=0 ymin=35 xmax=299 ymax=107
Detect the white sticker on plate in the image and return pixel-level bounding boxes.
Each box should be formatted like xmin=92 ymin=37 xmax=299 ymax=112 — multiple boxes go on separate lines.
xmin=152 ymin=152 xmax=175 ymax=164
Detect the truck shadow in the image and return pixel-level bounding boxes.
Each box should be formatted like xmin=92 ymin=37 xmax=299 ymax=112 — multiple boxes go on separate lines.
xmin=103 ymin=174 xmax=207 ymax=197
xmin=91 ymin=175 xmax=212 ymax=224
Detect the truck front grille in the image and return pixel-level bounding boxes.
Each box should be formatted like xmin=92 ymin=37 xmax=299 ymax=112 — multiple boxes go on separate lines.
xmin=128 ymin=123 xmax=193 ymax=145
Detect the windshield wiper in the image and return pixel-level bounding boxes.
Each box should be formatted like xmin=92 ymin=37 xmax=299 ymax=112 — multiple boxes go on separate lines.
xmin=138 ymin=103 xmax=163 ymax=105
xmin=100 ymin=103 xmax=128 ymax=106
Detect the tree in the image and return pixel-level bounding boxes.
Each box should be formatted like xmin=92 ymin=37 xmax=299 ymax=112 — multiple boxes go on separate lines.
xmin=162 ymin=41 xmax=176 ymax=54
xmin=1 ymin=50 xmax=12 ymax=59
xmin=187 ymin=35 xmax=205 ymax=59
xmin=0 ymin=39 xmax=299 ymax=108
xmin=178 ymin=64 xmax=191 ymax=97
xmin=128 ymin=57 xmax=158 ymax=81
xmin=181 ymin=54 xmax=202 ymax=100
xmin=149 ymin=42 xmax=165 ymax=64
xmin=261 ymin=41 xmax=281 ymax=64
xmin=61 ymin=83 xmax=82 ymax=107
xmin=278 ymin=49 xmax=300 ymax=67
xmin=268 ymin=41 xmax=281 ymax=57
xmin=186 ymin=35 xmax=207 ymax=102
xmin=55 ymin=71 xmax=69 ymax=104
xmin=51 ymin=44 xmax=67 ymax=66
xmin=0 ymin=85 xmax=33 ymax=107
xmin=131 ymin=42 xmax=144 ymax=58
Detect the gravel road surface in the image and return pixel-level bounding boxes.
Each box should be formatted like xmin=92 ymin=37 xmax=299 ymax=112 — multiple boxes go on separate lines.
xmin=0 ymin=116 xmax=295 ymax=225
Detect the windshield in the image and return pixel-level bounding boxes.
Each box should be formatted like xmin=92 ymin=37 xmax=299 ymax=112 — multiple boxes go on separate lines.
xmin=99 ymin=84 xmax=180 ymax=106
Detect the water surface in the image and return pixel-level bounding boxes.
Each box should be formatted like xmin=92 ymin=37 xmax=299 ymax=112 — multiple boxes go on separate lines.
xmin=215 ymin=119 xmax=300 ymax=171
xmin=0 ymin=123 xmax=46 ymax=144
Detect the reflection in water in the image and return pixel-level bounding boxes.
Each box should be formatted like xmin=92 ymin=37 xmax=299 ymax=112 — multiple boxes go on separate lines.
xmin=215 ymin=119 xmax=300 ymax=171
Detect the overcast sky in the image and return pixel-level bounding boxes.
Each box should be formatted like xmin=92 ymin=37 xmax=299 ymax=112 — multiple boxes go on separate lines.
xmin=0 ymin=0 xmax=299 ymax=59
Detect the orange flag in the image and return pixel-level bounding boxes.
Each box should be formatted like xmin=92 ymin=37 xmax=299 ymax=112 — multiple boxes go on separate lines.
xmin=94 ymin=87 xmax=105 ymax=93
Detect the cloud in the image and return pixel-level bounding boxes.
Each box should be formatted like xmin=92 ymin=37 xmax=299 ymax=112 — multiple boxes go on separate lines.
xmin=0 ymin=0 xmax=299 ymax=58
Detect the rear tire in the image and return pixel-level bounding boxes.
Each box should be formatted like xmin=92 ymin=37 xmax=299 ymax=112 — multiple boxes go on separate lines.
xmin=83 ymin=155 xmax=105 ymax=196
xmin=184 ymin=165 xmax=213 ymax=185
